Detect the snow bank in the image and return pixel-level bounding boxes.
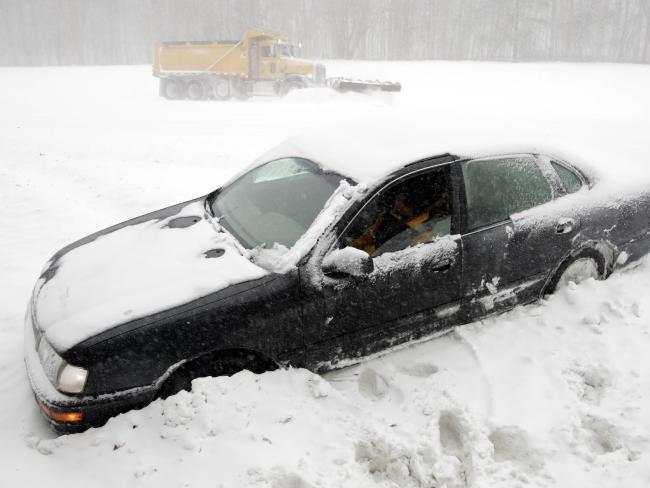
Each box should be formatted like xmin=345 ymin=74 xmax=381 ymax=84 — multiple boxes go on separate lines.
xmin=25 ymin=259 xmax=650 ymax=487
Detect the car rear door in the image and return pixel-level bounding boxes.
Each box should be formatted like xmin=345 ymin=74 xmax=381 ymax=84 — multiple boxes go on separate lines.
xmin=459 ymin=154 xmax=576 ymax=317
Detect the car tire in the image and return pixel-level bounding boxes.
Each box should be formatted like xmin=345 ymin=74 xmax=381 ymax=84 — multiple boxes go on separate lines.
xmin=545 ymin=248 xmax=606 ymax=294
xmin=157 ymin=351 xmax=274 ymax=399
xmin=158 ymin=369 xmax=193 ymax=398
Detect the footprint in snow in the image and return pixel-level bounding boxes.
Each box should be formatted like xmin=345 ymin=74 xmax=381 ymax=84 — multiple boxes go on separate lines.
xmin=489 ymin=425 xmax=545 ymax=473
xmin=357 ymin=367 xmax=404 ymax=403
xmin=437 ymin=410 xmax=471 ymax=487
xmin=564 ymin=364 xmax=610 ymax=406
xmin=580 ymin=414 xmax=623 ymax=456
xmin=399 ymin=362 xmax=440 ymax=377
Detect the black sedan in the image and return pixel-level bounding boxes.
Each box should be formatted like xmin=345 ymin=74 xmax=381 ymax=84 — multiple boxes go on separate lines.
xmin=25 ymin=135 xmax=650 ymax=432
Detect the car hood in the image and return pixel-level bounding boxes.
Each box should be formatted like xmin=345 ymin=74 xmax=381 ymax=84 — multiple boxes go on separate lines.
xmin=32 ymin=199 xmax=268 ymax=352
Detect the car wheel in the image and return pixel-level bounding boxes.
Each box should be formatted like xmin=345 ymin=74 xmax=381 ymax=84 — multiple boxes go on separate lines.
xmin=158 ymin=369 xmax=193 ymax=398
xmin=546 ymin=249 xmax=605 ymax=294
xmin=157 ymin=352 xmax=274 ymax=399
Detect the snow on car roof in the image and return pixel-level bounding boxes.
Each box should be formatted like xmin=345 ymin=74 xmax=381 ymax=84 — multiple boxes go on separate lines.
xmin=252 ymin=118 xmax=596 ymax=184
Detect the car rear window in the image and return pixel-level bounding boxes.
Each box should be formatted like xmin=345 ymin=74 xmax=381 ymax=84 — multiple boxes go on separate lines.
xmin=551 ymin=161 xmax=583 ymax=194
xmin=462 ymin=156 xmax=553 ymax=231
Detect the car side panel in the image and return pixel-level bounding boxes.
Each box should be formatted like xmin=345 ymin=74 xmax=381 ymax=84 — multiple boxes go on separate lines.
xmin=607 ymin=193 xmax=650 ymax=263
xmin=571 ymin=190 xmax=650 ymax=267
xmin=67 ymin=272 xmax=304 ymax=395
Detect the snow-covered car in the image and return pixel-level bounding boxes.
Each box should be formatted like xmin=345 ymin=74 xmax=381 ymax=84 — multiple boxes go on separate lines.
xmin=25 ymin=129 xmax=650 ymax=432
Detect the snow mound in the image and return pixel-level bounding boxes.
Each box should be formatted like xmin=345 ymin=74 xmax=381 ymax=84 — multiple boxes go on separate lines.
xmin=23 ymin=258 xmax=650 ymax=487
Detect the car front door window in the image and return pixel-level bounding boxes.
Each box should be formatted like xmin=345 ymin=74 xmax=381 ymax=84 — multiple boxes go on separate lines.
xmin=342 ymin=166 xmax=452 ymax=256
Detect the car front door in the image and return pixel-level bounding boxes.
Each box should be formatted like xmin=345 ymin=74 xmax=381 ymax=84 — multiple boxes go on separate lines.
xmin=299 ymin=161 xmax=464 ymax=369
xmin=459 ymin=154 xmax=576 ymax=318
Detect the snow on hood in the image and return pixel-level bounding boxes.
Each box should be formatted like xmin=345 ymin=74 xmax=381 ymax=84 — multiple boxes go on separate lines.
xmin=33 ymin=201 xmax=267 ymax=352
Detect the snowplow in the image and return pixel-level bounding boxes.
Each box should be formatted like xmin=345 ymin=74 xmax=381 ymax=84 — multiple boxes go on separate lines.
xmin=153 ymin=28 xmax=401 ymax=100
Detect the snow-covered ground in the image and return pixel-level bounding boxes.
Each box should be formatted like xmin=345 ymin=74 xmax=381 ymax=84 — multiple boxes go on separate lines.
xmin=2 ymin=61 xmax=650 ymax=487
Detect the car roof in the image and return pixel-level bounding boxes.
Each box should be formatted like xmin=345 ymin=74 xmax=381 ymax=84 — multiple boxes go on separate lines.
xmin=253 ymin=121 xmax=592 ymax=184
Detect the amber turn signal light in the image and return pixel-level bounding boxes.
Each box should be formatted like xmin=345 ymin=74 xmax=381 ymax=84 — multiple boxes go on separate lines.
xmin=37 ymin=400 xmax=83 ymax=423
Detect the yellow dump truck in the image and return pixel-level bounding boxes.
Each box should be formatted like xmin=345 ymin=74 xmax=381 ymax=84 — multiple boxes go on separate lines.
xmin=153 ymin=28 xmax=400 ymax=100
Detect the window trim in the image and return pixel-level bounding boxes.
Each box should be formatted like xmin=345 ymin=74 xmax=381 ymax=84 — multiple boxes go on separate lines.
xmin=461 ymin=218 xmax=513 ymax=237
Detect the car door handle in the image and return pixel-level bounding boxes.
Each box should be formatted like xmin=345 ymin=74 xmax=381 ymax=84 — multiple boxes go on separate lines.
xmin=556 ymin=218 xmax=576 ymax=235
xmin=431 ymin=261 xmax=452 ymax=272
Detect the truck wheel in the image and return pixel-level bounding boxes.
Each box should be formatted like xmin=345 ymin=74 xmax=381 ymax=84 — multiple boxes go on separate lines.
xmin=234 ymin=89 xmax=251 ymax=100
xmin=163 ymin=79 xmax=184 ymax=100
xmin=282 ymin=77 xmax=308 ymax=96
xmin=212 ymin=77 xmax=231 ymax=100
xmin=186 ymin=80 xmax=205 ymax=101
xmin=231 ymin=79 xmax=251 ymax=100
xmin=273 ymin=80 xmax=287 ymax=96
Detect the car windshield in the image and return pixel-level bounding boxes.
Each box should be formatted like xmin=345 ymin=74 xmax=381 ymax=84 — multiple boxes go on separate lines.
xmin=211 ymin=157 xmax=343 ymax=249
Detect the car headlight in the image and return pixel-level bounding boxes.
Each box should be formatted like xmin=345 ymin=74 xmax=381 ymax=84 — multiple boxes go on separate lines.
xmin=37 ymin=338 xmax=88 ymax=394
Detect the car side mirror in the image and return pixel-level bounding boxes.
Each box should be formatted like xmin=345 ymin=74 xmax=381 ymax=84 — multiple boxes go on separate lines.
xmin=322 ymin=247 xmax=374 ymax=278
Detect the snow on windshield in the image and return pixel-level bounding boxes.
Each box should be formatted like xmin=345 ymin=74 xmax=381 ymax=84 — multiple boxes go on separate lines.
xmin=211 ymin=157 xmax=343 ymax=250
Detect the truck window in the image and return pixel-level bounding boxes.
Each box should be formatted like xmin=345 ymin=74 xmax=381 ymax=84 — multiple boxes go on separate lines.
xmin=260 ymin=45 xmax=275 ymax=58
xmin=280 ymin=44 xmax=294 ymax=57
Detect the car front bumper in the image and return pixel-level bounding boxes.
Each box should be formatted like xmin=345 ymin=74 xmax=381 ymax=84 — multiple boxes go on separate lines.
xmin=24 ymin=313 xmax=158 ymax=433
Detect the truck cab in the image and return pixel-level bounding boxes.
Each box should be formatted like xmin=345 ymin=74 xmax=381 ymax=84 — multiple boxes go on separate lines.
xmin=246 ymin=31 xmax=321 ymax=88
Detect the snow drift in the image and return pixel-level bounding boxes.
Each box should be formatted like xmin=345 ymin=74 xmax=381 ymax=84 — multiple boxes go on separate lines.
xmin=28 ymin=263 xmax=650 ymax=487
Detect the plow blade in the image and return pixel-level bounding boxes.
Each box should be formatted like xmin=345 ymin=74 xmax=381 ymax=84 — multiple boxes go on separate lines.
xmin=328 ymin=78 xmax=402 ymax=93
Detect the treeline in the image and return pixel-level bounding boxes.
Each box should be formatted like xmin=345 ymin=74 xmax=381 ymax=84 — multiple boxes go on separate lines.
xmin=1 ymin=0 xmax=649 ymax=65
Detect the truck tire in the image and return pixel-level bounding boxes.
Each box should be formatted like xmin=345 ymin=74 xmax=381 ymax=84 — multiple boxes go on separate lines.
xmin=231 ymin=78 xmax=251 ymax=100
xmin=282 ymin=76 xmax=308 ymax=96
xmin=212 ymin=77 xmax=231 ymax=101
xmin=162 ymin=78 xmax=184 ymax=100
xmin=186 ymin=79 xmax=205 ymax=101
